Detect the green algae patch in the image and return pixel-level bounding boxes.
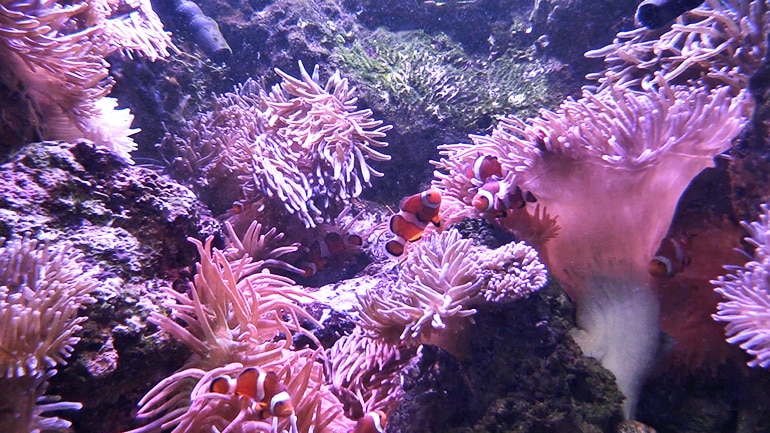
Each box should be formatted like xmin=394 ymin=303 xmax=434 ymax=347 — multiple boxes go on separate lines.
xmin=333 ymin=28 xmax=574 ymax=136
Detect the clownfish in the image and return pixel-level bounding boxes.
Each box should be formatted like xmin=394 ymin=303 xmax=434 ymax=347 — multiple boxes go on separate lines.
xmin=385 ymin=189 xmax=442 ymax=257
xmin=209 ymin=368 xmax=296 ymax=424
xmin=465 ymin=155 xmax=503 ymax=183
xmin=231 ymin=200 xmax=246 ymax=214
xmin=648 ymin=234 xmax=691 ymax=277
xmin=324 ymin=232 xmax=364 ymax=256
xmin=472 ymin=181 xmax=536 ymax=216
xmin=300 ymin=231 xmax=364 ymax=277
xmin=349 ymin=410 xmax=387 ymax=433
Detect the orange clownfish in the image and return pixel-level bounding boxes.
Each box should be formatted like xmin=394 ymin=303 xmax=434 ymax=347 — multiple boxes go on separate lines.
xmin=350 ymin=410 xmax=387 ymax=433
xmin=472 ymin=181 xmax=536 ymax=216
xmin=231 ymin=200 xmax=246 ymax=214
xmin=209 ymin=368 xmax=297 ymax=430
xmin=324 ymin=232 xmax=364 ymax=256
xmin=385 ymin=189 xmax=442 ymax=257
xmin=648 ymin=234 xmax=691 ymax=277
xmin=465 ymin=155 xmax=503 ymax=183
xmin=300 ymin=231 xmax=364 ymax=277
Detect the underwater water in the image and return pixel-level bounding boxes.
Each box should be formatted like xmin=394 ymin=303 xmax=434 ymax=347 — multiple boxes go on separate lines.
xmin=1 ymin=0 xmax=770 ymax=432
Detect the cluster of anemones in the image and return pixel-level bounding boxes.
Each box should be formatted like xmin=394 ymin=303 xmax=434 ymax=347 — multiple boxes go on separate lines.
xmin=429 ymin=0 xmax=764 ymax=416
xmin=357 ymin=229 xmax=547 ymax=348
xmin=167 ymin=61 xmax=391 ymax=229
xmin=126 ymin=234 xmax=352 ymax=433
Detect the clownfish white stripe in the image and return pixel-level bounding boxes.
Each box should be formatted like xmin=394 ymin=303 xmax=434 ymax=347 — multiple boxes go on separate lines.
xmin=397 ymin=208 xmax=429 ymax=230
xmin=653 ymin=255 xmax=673 ymax=275
xmin=672 ymin=239 xmax=685 ymax=263
xmin=474 ymin=189 xmax=495 ymax=209
xmin=255 ymin=371 xmax=267 ymax=401
xmin=370 ymin=411 xmax=385 ymax=433
xmin=270 ymin=391 xmax=291 ymax=414
xmin=472 ymin=156 xmax=487 ymax=180
xmin=218 ymin=377 xmax=237 ymax=394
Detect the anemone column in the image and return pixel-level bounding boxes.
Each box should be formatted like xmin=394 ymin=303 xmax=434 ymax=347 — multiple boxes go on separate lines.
xmin=493 ymin=78 xmax=748 ymax=417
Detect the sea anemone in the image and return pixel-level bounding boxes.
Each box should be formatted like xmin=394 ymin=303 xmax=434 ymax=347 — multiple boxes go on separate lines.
xmin=0 ymin=0 xmax=174 ymax=161
xmin=0 ymin=236 xmax=98 ymax=431
xmin=433 ymin=75 xmax=749 ymax=417
xmin=431 ymin=0 xmax=764 ymax=417
xmin=127 ymin=235 xmax=344 ymax=433
xmin=0 ymin=236 xmax=98 ymax=378
xmin=326 ymin=328 xmax=411 ymax=418
xmin=166 ymin=61 xmax=391 ymax=228
xmin=712 ymin=204 xmax=770 ymax=368
xmin=357 ymin=229 xmax=547 ymax=351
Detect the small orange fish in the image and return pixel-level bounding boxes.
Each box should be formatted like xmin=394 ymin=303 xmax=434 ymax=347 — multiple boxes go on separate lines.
xmin=231 ymin=200 xmax=246 ymax=214
xmin=300 ymin=231 xmax=364 ymax=277
xmin=324 ymin=232 xmax=364 ymax=256
xmin=472 ymin=181 xmax=535 ymax=216
xmin=209 ymin=368 xmax=295 ymax=421
xmin=385 ymin=189 xmax=442 ymax=256
xmin=648 ymin=234 xmax=691 ymax=277
xmin=350 ymin=410 xmax=387 ymax=433
xmin=465 ymin=155 xmax=503 ymax=183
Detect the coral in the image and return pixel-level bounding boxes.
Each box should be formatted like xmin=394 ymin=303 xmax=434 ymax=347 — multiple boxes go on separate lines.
xmin=712 ymin=204 xmax=770 ymax=368
xmin=0 ymin=140 xmax=220 ymax=278
xmin=335 ymin=26 xmax=576 ymax=203
xmin=477 ymin=239 xmax=548 ymax=303
xmin=128 ymin=235 xmax=346 ymax=433
xmin=166 ymin=61 xmax=391 ymax=228
xmin=0 ymin=0 xmax=174 ymax=161
xmin=0 ymin=236 xmax=99 ymax=432
xmin=357 ymin=229 xmax=547 ymax=349
xmin=387 ymin=282 xmax=625 ymax=433
xmin=0 ymin=139 xmax=230 ymax=432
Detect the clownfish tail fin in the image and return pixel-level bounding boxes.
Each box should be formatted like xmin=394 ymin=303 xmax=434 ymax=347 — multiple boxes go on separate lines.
xmin=385 ymin=238 xmax=405 ymax=257
xmin=209 ymin=376 xmax=236 ymax=394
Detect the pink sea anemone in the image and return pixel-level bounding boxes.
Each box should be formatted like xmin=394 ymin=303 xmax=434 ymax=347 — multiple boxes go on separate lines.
xmin=0 ymin=0 xmax=173 ymax=161
xmin=712 ymin=204 xmax=770 ymax=368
